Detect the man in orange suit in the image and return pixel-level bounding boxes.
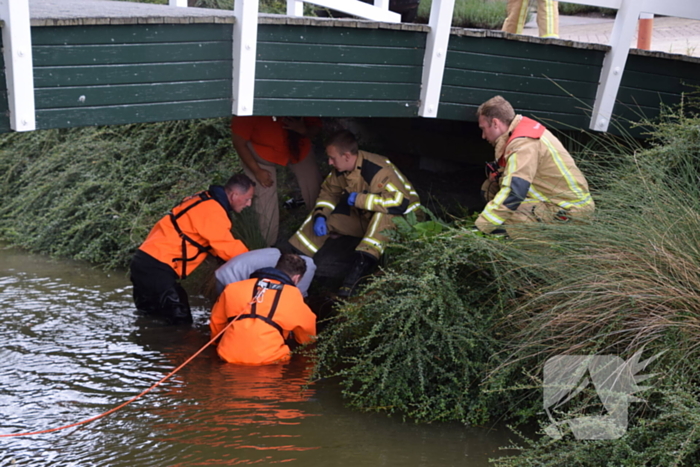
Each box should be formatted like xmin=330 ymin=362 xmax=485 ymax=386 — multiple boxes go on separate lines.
xmin=130 ymin=174 xmax=255 ymax=325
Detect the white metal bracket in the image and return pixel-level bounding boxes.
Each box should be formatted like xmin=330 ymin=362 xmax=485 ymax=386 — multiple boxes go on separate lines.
xmin=232 ymin=0 xmax=259 ymax=116
xmin=0 ymin=0 xmax=35 ymax=131
xmin=286 ymin=0 xmax=400 ymax=22
xmin=418 ymin=0 xmax=455 ymax=118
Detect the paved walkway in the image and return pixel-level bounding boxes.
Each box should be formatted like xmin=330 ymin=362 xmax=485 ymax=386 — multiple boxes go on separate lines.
xmin=523 ymin=14 xmax=700 ymax=58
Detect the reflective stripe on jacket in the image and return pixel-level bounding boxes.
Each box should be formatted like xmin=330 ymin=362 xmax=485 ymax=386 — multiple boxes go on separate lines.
xmin=139 ymin=189 xmax=248 ymax=278
xmin=312 ymin=150 xmax=421 ymax=220
xmin=476 ymin=115 xmax=594 ymax=233
xmin=209 ymin=269 xmax=316 ymax=365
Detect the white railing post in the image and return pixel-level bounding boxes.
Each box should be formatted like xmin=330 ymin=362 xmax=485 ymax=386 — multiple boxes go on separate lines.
xmin=590 ymin=0 xmax=641 ymax=131
xmin=233 ymin=0 xmax=259 ymax=116
xmin=0 ymin=0 xmax=35 ymax=132
xmin=169 ymin=0 xmax=188 ymax=7
xmin=287 ymin=0 xmax=304 ymax=16
xmin=418 ymin=0 xmax=455 ymax=118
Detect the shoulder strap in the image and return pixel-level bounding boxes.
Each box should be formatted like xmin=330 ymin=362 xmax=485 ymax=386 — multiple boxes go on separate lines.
xmin=169 ymin=191 xmax=216 ymax=279
xmin=229 ymin=279 xmax=285 ymax=337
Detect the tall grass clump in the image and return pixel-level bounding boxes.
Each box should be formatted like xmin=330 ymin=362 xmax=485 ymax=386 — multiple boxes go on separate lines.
xmin=487 ymin=106 xmax=700 ymax=464
xmin=0 ymin=118 xmax=248 ymax=269
xmin=418 ymin=0 xmax=508 ymax=29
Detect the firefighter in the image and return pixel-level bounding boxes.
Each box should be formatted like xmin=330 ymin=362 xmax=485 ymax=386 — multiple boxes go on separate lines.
xmin=502 ymin=0 xmax=559 ymax=39
xmin=475 ymin=95 xmax=594 ymax=234
xmin=130 ymin=174 xmax=255 ymax=325
xmin=209 ymin=253 xmax=317 ymax=365
xmin=289 ymin=130 xmax=421 ymax=297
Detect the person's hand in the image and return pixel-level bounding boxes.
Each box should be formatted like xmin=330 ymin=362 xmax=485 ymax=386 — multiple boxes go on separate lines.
xmin=347 ymin=192 xmax=358 ymax=206
xmin=281 ymin=117 xmax=306 ymax=136
xmin=254 ymin=168 xmax=274 ymax=188
xmin=313 ymin=217 xmax=327 ymax=236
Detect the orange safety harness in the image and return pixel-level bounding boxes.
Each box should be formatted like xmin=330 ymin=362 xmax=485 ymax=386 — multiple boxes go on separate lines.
xmin=230 ymin=279 xmax=285 ymax=337
xmin=169 ymin=191 xmax=221 ymax=279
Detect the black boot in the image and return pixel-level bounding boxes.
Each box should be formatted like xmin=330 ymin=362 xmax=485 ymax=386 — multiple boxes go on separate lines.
xmin=337 ymin=251 xmax=378 ymax=298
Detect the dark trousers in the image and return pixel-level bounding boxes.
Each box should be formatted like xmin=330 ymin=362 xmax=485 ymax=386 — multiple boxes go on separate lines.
xmin=130 ymin=250 xmax=192 ymax=324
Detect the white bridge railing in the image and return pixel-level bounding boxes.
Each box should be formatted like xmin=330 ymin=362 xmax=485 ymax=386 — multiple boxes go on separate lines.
xmin=1 ymin=0 xmax=698 ymax=132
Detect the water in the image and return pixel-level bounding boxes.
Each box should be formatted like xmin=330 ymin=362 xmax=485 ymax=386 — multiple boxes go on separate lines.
xmin=0 ymin=245 xmax=517 ymax=466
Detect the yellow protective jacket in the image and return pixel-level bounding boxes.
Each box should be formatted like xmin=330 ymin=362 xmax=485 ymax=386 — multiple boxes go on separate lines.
xmin=313 ymin=150 xmax=421 ymax=219
xmin=209 ymin=269 xmax=316 ymax=366
xmin=476 ymin=116 xmax=594 ymax=233
xmin=139 ymin=187 xmax=248 ymax=278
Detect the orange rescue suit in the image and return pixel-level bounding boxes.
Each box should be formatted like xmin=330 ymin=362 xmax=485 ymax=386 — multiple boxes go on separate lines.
xmin=139 ymin=191 xmax=248 ymax=279
xmin=210 ymin=274 xmax=316 ymax=365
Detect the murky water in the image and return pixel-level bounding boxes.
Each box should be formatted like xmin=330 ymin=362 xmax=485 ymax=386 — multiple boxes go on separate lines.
xmin=0 ymin=245 xmax=517 ymax=466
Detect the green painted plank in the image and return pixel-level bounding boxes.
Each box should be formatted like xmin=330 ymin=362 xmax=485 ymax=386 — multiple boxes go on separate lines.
xmin=34 ymin=61 xmax=231 ymax=87
xmin=256 ymin=61 xmax=422 ymax=83
xmin=31 ymin=24 xmax=234 ymax=46
xmin=35 ymin=99 xmax=231 ymax=130
xmin=449 ymin=35 xmax=605 ymax=66
xmin=616 ymin=87 xmax=680 ymax=109
xmin=253 ymin=98 xmax=419 ymax=117
xmin=255 ymin=80 xmax=419 ymax=100
xmin=35 ymin=80 xmax=231 ymax=109
xmin=258 ymin=25 xmax=426 ymax=48
xmin=440 ymin=87 xmax=594 ymax=115
xmin=443 ymin=69 xmax=597 ymax=97
xmin=621 ymin=69 xmax=700 ymax=95
xmin=446 ymin=50 xmax=600 ymax=82
xmin=33 ymin=41 xmax=232 ymax=66
xmin=257 ymin=42 xmax=423 ymax=66
xmin=626 ymin=54 xmax=700 ymax=81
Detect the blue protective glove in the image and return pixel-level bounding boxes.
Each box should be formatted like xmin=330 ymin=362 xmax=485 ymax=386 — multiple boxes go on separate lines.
xmin=347 ymin=192 xmax=358 ymax=206
xmin=313 ymin=216 xmax=327 ymax=236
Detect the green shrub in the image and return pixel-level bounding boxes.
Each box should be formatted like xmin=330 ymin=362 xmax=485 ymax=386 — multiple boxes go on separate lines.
xmin=0 ymin=119 xmax=248 ymax=269
xmin=418 ymin=0 xmax=508 ymax=29
xmin=311 ymin=214 xmax=525 ymax=424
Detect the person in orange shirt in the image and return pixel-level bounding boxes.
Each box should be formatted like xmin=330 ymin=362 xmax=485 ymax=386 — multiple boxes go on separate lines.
xmin=209 ymin=253 xmax=317 ymax=365
xmin=231 ymin=116 xmax=323 ymax=246
xmin=130 ymin=174 xmax=255 ymax=325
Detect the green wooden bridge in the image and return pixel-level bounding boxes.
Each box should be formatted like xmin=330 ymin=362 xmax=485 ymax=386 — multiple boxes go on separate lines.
xmin=1 ymin=0 xmax=698 ymax=135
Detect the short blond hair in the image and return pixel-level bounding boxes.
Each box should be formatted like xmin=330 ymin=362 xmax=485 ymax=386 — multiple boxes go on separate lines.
xmin=476 ymin=95 xmax=515 ymax=126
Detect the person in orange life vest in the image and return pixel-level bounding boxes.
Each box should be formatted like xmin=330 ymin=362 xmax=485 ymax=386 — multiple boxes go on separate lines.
xmin=475 ymin=95 xmax=594 ymax=235
xmin=231 ymin=116 xmax=323 ymax=246
xmin=130 ymin=174 xmax=255 ymax=325
xmin=209 ymin=253 xmax=316 ymax=365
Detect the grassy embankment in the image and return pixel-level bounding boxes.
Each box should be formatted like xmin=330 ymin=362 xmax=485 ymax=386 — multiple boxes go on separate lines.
xmin=312 ymin=100 xmax=700 ymax=466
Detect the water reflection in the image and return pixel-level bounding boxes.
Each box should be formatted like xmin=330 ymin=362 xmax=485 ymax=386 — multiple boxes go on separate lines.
xmin=0 ymin=245 xmax=516 ymax=466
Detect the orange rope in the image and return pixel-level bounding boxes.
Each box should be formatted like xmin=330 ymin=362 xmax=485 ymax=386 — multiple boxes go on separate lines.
xmin=0 ymin=310 xmax=247 ymax=438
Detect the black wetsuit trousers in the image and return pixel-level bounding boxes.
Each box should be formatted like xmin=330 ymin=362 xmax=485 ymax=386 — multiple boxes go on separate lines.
xmin=129 ymin=250 xmax=193 ymax=324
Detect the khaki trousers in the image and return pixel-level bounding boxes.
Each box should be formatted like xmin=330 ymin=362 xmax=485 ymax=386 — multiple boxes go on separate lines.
xmin=242 ymin=142 xmax=322 ymax=246
xmin=290 ymin=208 xmax=396 ymax=260
xmin=502 ymin=0 xmax=559 ymax=38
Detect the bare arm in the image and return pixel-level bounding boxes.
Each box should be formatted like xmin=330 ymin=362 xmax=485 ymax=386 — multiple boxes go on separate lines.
xmin=231 ymin=132 xmax=274 ymax=188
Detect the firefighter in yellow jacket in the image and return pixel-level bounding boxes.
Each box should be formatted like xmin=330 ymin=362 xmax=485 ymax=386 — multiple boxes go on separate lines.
xmin=475 ymin=95 xmax=594 ymax=234
xmin=210 ymin=253 xmax=316 ymax=365
xmin=289 ymin=130 xmax=421 ymax=297
xmin=130 ymin=174 xmax=255 ymax=325
xmin=503 ymin=0 xmax=559 ymax=38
